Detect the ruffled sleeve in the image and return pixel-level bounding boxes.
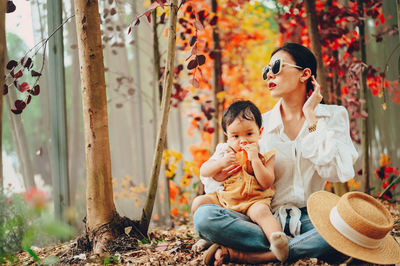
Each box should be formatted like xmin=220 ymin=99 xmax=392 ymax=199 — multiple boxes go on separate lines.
xmin=301 ymin=106 xmax=358 ymax=182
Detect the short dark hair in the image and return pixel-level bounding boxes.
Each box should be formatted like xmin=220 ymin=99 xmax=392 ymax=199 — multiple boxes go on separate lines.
xmin=221 ymin=100 xmax=262 ymax=133
xmin=271 ymin=43 xmax=317 ymax=97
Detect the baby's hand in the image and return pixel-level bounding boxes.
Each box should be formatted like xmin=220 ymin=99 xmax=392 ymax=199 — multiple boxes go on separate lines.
xmin=221 ymin=149 xmax=239 ymax=168
xmin=241 ymin=143 xmax=259 ymax=161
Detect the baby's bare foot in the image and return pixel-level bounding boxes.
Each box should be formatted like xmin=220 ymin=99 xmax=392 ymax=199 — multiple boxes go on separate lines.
xmin=270 ymin=232 xmax=289 ymax=262
xmin=214 ymin=248 xmax=224 ymax=266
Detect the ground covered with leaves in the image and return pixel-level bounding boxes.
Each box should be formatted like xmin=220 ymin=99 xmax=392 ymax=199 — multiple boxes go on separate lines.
xmin=12 ymin=201 xmax=400 ymax=265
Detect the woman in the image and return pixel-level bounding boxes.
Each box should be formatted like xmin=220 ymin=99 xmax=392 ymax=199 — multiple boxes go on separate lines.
xmin=192 ymin=43 xmax=358 ymax=265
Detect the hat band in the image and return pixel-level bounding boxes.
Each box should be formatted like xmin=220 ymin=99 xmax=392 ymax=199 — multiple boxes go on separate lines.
xmin=329 ymin=206 xmax=383 ymax=249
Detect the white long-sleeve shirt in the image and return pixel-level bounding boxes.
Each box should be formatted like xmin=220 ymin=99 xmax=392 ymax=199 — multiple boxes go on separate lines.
xmin=200 ymin=100 xmax=358 ymax=236
xmin=260 ymin=100 xmax=358 ymax=212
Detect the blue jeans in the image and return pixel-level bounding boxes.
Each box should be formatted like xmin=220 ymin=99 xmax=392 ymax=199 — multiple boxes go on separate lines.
xmin=193 ymin=204 xmax=337 ymax=262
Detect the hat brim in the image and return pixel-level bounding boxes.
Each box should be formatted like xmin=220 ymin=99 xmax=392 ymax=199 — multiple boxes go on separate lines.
xmin=307 ymin=191 xmax=400 ymax=265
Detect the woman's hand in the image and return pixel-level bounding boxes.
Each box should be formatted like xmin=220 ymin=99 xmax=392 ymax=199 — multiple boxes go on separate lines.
xmin=302 ymin=75 xmax=323 ymax=123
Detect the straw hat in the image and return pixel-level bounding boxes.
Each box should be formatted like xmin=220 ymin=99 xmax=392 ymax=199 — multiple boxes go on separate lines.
xmin=307 ymin=191 xmax=400 ymax=264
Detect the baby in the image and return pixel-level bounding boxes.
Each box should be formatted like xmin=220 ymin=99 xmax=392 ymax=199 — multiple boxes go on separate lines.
xmin=191 ymin=100 xmax=288 ymax=262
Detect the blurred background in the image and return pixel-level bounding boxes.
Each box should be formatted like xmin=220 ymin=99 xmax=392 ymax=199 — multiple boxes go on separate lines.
xmin=1 ymin=0 xmax=399 ymax=239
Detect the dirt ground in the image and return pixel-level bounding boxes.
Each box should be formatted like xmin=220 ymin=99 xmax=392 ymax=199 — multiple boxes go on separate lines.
xmin=13 ymin=200 xmax=400 ymax=265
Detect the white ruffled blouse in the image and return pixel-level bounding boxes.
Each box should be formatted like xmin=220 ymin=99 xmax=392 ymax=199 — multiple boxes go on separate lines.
xmin=260 ymin=100 xmax=358 ymax=236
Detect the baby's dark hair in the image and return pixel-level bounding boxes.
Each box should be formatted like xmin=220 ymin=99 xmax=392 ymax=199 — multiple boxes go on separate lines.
xmin=221 ymin=100 xmax=262 ymax=133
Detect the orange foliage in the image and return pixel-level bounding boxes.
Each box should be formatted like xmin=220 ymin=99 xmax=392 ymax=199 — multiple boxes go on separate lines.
xmin=379 ymin=153 xmax=391 ymax=167
xmin=189 ymin=135 xmax=210 ymax=170
xmin=169 ymin=180 xmax=179 ymax=202
xmin=179 ymin=195 xmax=188 ymax=205
xmin=170 ymin=208 xmax=179 ymax=216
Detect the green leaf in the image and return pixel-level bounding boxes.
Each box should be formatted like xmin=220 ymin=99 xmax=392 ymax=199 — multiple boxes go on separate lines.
xmin=379 ymin=175 xmax=400 ymax=199
xmin=25 ymin=248 xmax=40 ymax=262
xmin=104 ymin=255 xmax=119 ymax=265
xmin=140 ymin=237 xmax=150 ymax=244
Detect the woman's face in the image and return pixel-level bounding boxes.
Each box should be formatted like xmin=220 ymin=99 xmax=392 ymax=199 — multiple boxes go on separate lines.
xmin=265 ymin=51 xmax=304 ymax=99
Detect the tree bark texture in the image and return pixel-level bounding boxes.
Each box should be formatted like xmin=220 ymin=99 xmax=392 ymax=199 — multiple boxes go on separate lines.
xmin=304 ymin=0 xmax=329 ymax=102
xmin=73 ymin=0 xmax=116 ymax=251
xmin=0 ymin=0 xmax=6 ymax=191
xmin=140 ymin=0 xmax=178 ymax=234
xmin=357 ymin=0 xmax=370 ymax=194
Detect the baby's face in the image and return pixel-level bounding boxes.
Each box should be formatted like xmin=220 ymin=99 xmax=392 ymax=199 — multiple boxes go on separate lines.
xmin=226 ymin=117 xmax=263 ymax=153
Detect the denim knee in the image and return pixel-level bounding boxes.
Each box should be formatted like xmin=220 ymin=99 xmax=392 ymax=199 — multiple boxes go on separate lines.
xmin=193 ymin=204 xmax=269 ymax=251
xmin=193 ymin=204 xmax=217 ymax=239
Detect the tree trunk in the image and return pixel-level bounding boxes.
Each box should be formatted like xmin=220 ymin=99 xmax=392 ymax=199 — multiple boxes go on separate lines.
xmin=151 ymin=2 xmax=169 ymax=223
xmin=30 ymin=0 xmax=52 ymax=186
xmin=74 ymin=0 xmax=117 ymax=254
xmin=211 ymin=0 xmax=223 ymax=153
xmin=397 ymin=1 xmax=400 ymax=42
xmin=304 ymin=0 xmax=329 ymax=102
xmin=326 ymin=0 xmax=340 ymax=105
xmin=305 ymin=0 xmax=348 ymax=195
xmin=0 ymin=0 xmax=5 ymax=191
xmin=333 ymin=50 xmax=341 ymax=105
xmin=140 ymin=0 xmax=178 ymax=234
xmin=47 ymin=0 xmax=70 ymax=221
xmin=397 ymin=0 xmax=400 ymax=86
xmin=357 ymin=0 xmax=370 ymax=194
xmin=67 ymin=0 xmax=85 ymax=200
xmin=152 ymin=1 xmax=163 ymax=107
xmin=4 ymin=67 xmax=36 ymax=190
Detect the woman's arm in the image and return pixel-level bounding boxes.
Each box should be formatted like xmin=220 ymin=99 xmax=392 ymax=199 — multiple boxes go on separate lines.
xmin=301 ymin=106 xmax=358 ymax=182
xmin=301 ymin=77 xmax=358 ymax=182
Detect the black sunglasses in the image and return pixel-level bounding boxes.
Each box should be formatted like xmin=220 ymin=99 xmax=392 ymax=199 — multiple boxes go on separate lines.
xmin=262 ymin=59 xmax=304 ymax=80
